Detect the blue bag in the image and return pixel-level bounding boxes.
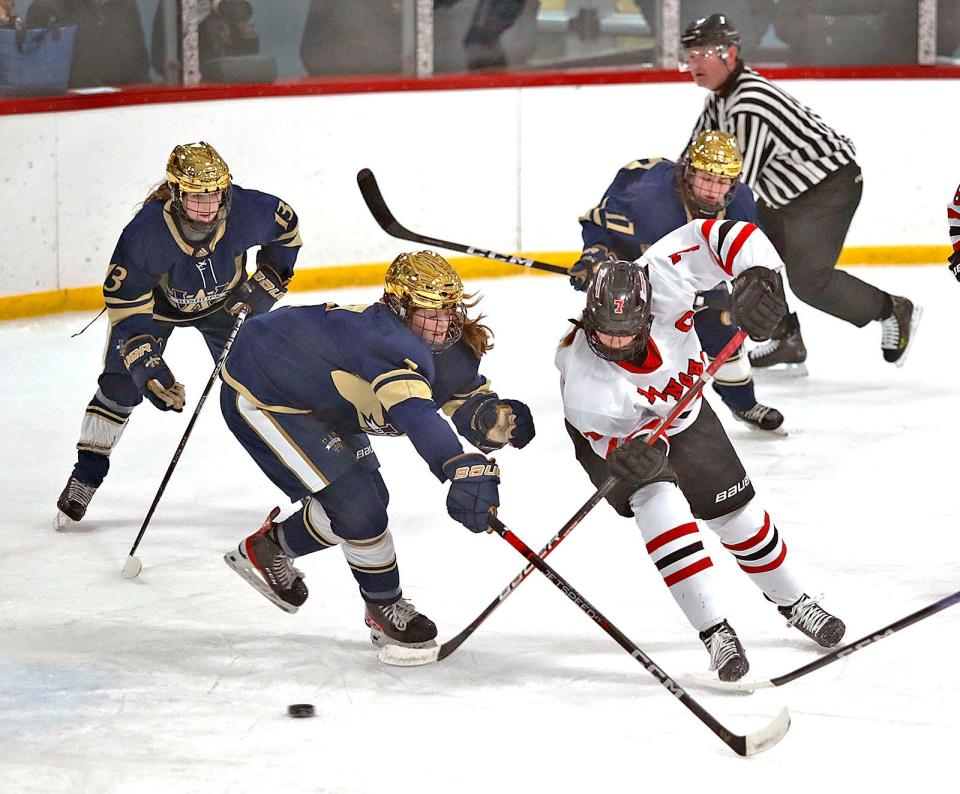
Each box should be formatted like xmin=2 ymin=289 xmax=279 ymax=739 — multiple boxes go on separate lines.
xmin=0 ymin=21 xmax=76 ymax=96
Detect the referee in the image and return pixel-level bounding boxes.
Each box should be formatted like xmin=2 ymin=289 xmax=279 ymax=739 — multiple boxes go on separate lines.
xmin=681 ymin=14 xmax=920 ymax=369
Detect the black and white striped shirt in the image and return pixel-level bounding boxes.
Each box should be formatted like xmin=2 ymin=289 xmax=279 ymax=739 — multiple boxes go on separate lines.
xmin=690 ymin=65 xmax=857 ymax=210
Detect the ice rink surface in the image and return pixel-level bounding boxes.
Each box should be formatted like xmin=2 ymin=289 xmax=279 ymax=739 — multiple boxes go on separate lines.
xmin=2 ymin=266 xmax=958 ymax=793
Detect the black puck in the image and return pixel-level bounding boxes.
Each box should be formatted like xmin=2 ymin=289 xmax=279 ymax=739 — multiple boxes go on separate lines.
xmin=287 ymin=703 xmax=315 ymax=718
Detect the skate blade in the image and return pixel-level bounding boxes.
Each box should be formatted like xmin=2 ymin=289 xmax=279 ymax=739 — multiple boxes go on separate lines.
xmin=54 ymin=511 xmax=76 ymax=532
xmin=369 ymin=628 xmax=438 ymax=652
xmin=894 ymin=304 xmax=923 ymax=369
xmin=224 ymin=549 xmax=299 ymax=614
xmin=688 ymin=671 xmax=774 ymax=693
xmin=753 ymin=362 xmax=808 ymax=378
xmin=377 ymin=643 xmax=441 ymax=667
xmin=734 ymin=418 xmax=789 ymax=437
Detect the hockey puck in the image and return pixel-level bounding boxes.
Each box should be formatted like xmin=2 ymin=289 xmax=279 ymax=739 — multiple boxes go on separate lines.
xmin=287 ymin=703 xmax=315 ymax=718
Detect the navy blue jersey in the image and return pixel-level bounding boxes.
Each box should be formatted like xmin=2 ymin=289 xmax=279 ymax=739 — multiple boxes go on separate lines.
xmin=580 ymin=158 xmax=759 ymax=260
xmin=103 ymin=184 xmax=302 ymax=340
xmin=222 ymin=302 xmax=491 ymax=481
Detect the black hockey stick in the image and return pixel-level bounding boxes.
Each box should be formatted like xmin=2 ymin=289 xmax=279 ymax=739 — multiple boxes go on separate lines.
xmin=120 ymin=306 xmax=250 ymax=579
xmin=356 ymin=168 xmax=571 ymax=276
xmin=379 ymin=331 xmax=749 ymax=667
xmin=704 ymin=589 xmax=960 ymax=692
xmin=487 ymin=513 xmax=790 ymax=756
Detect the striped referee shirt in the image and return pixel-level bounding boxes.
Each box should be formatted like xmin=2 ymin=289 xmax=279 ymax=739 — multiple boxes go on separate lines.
xmin=690 ymin=64 xmax=857 ymax=210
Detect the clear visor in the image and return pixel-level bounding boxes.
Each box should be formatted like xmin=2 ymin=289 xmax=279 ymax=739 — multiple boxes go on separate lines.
xmin=678 ymin=44 xmax=730 ymax=72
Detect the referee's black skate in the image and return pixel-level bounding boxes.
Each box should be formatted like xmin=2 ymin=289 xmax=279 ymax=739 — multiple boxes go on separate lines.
xmin=779 ymin=594 xmax=846 ymax=648
xmin=54 ymin=474 xmax=98 ymax=531
xmin=749 ymin=312 xmax=808 ymax=376
xmin=224 ymin=507 xmax=308 ymax=614
xmin=700 ymin=620 xmax=750 ymax=682
xmin=365 ymin=597 xmax=438 ymax=650
xmin=880 ymin=295 xmax=922 ymax=367
xmin=733 ymin=403 xmax=786 ymax=435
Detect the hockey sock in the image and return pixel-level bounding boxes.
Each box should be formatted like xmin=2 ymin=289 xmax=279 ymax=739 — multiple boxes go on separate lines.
xmin=705 ymin=500 xmax=804 ymax=606
xmin=629 ymin=482 xmax=725 ymax=631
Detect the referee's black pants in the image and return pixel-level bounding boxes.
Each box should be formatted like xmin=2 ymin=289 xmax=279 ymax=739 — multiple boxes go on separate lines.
xmin=758 ymin=162 xmax=887 ymax=328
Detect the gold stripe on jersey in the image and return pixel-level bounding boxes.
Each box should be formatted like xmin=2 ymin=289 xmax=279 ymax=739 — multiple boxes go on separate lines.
xmin=221 ymin=365 xmax=312 ymax=415
xmin=440 ymin=380 xmax=494 ymax=417
xmin=105 ymin=291 xmax=155 ymax=326
xmin=604 ymin=213 xmax=635 ymax=235
xmin=329 ymin=303 xmax=371 ymax=314
xmin=274 ymin=225 xmax=303 ymax=248
xmin=374 ymin=377 xmax=433 ymax=411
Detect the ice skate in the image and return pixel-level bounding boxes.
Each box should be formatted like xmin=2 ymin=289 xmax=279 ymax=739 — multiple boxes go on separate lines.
xmin=779 ymin=594 xmax=846 ymax=648
xmin=880 ymin=295 xmax=922 ymax=367
xmin=732 ymin=403 xmax=787 ymax=435
xmin=749 ymin=313 xmax=808 ymax=376
xmin=54 ymin=474 xmax=98 ymax=531
xmin=700 ymin=619 xmax=750 ymax=682
xmin=224 ymin=507 xmax=307 ymax=614
xmin=365 ymin=597 xmax=437 ymax=650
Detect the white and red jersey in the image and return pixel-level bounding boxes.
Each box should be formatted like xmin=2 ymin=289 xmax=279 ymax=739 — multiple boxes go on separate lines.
xmin=557 ymin=218 xmax=784 ymax=459
xmin=949 ymin=183 xmax=960 ymax=256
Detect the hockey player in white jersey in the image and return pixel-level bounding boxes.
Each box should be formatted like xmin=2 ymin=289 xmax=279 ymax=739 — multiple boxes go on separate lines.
xmin=556 ymin=219 xmax=845 ymax=681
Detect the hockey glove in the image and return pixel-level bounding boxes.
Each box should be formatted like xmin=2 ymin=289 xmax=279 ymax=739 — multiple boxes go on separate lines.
xmin=226 ymin=262 xmax=288 ymax=316
xmin=949 ymin=249 xmax=960 ymax=283
xmin=442 ymin=453 xmax=500 ymax=533
xmin=451 ymin=392 xmax=536 ymax=453
xmin=730 ymin=266 xmax=787 ymax=341
xmin=121 ymin=335 xmax=186 ymax=412
xmin=608 ymin=436 xmax=670 ymax=488
xmin=569 ymin=245 xmax=612 ymax=292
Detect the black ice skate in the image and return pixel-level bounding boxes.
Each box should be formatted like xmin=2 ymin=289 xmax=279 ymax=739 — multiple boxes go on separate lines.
xmin=749 ymin=312 xmax=808 ymax=376
xmin=224 ymin=507 xmax=307 ymax=614
xmin=365 ymin=597 xmax=438 ymax=650
xmin=779 ymin=594 xmax=846 ymax=648
xmin=880 ymin=295 xmax=922 ymax=367
xmin=699 ymin=619 xmax=750 ymax=682
xmin=732 ymin=403 xmax=786 ymax=435
xmin=54 ymin=474 xmax=98 ymax=531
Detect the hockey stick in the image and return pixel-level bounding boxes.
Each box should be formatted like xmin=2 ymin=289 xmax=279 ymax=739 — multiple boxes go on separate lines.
xmin=702 ymin=589 xmax=960 ymax=693
xmin=356 ymin=168 xmax=571 ymax=276
xmin=487 ymin=513 xmax=790 ymax=756
xmin=120 ymin=306 xmax=250 ymax=579
xmin=380 ymin=330 xmax=749 ymax=667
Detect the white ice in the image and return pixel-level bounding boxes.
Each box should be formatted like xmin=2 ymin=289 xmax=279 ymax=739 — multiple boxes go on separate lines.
xmin=2 ymin=266 xmax=958 ymax=793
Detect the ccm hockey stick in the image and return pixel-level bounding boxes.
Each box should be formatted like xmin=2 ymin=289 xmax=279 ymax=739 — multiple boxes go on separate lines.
xmin=357 ymin=168 xmax=570 ymax=276
xmin=120 ymin=307 xmax=250 ymax=580
xmin=380 ymin=331 xmax=749 ymax=667
xmin=486 ymin=513 xmax=790 ymax=756
xmin=703 ymin=589 xmax=960 ymax=693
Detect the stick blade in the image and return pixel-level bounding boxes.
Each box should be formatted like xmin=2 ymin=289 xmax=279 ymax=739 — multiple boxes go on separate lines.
xmin=121 ymin=555 xmax=142 ymax=580
xmin=377 ymin=643 xmax=441 ymax=667
xmin=742 ymin=707 xmax=791 ymax=756
xmin=356 ymin=167 xmax=417 ymax=241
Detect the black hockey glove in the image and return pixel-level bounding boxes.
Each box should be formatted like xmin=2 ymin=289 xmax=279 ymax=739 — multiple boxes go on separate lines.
xmin=442 ymin=453 xmax=500 ymax=533
xmin=227 ymin=261 xmax=288 ymax=316
xmin=608 ymin=436 xmax=670 ymax=488
xmin=451 ymin=392 xmax=536 ymax=453
xmin=949 ymin=249 xmax=960 ymax=282
xmin=121 ymin=335 xmax=186 ymax=412
xmin=730 ymin=267 xmax=787 ymax=341
xmin=569 ymin=245 xmax=612 ymax=292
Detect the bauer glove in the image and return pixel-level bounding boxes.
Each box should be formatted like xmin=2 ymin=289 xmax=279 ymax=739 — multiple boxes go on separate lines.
xmin=227 ymin=261 xmax=288 ymax=316
xmin=121 ymin=335 xmax=186 ymax=412
xmin=442 ymin=453 xmax=500 ymax=533
xmin=451 ymin=392 xmax=535 ymax=453
xmin=569 ymin=245 xmax=612 ymax=292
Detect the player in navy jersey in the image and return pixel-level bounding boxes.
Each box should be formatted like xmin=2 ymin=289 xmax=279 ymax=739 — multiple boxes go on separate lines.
xmin=54 ymin=141 xmax=302 ymax=530
xmin=221 ymin=251 xmax=535 ymax=651
xmin=570 ymin=131 xmax=786 ymax=433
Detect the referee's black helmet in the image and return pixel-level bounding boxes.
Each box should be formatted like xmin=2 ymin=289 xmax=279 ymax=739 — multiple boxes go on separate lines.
xmin=681 ymin=14 xmax=741 ymax=50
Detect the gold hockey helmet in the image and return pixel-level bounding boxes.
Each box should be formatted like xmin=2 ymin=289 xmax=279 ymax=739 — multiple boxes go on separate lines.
xmin=384 ymin=251 xmax=466 ymax=352
xmin=686 ymin=130 xmax=743 ymax=179
xmin=680 ymin=130 xmax=742 ymax=216
xmin=166 ymin=141 xmax=231 ymax=194
xmin=165 ymin=141 xmax=232 ymax=235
